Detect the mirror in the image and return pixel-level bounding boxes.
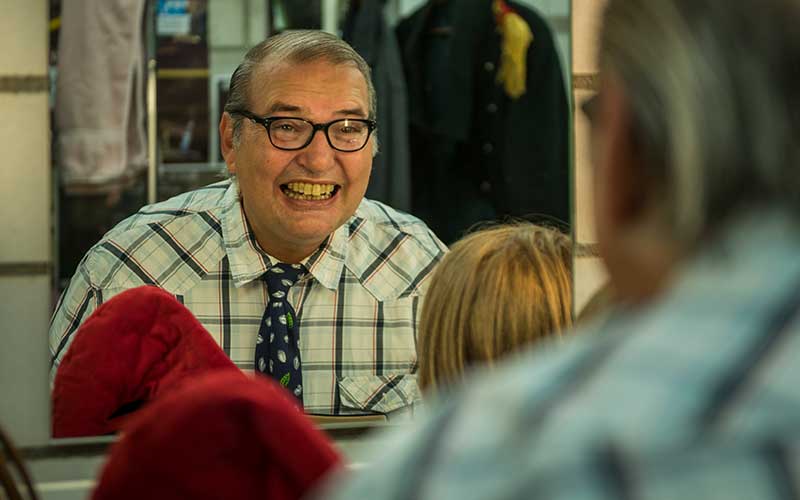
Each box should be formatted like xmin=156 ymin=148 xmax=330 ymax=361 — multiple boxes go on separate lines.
xmin=6 ymin=0 xmax=575 ymax=441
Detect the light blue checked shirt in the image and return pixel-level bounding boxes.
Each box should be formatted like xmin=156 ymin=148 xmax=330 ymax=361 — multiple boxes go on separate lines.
xmin=325 ymin=210 xmax=800 ymax=499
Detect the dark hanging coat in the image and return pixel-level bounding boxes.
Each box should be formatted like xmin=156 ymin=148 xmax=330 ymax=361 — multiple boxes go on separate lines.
xmin=396 ymin=0 xmax=570 ymax=243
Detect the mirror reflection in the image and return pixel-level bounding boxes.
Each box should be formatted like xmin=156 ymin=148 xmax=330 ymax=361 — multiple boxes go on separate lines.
xmin=47 ymin=0 xmax=573 ymax=438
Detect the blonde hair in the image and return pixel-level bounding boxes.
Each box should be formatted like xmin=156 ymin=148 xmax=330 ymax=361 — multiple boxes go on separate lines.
xmin=417 ymin=223 xmax=573 ymax=394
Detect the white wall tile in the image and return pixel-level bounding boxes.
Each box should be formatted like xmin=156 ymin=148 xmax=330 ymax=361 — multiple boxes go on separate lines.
xmin=574 ymin=88 xmax=597 ymax=244
xmin=572 ymin=0 xmax=606 ymax=321
xmin=0 ymin=0 xmax=48 ymax=75
xmin=0 ymin=93 xmax=50 ymax=263
xmin=574 ymin=256 xmax=608 ymax=314
xmin=0 ymin=275 xmax=52 ymax=446
xmin=0 ymin=0 xmax=57 ymax=449
xmin=571 ymin=0 xmax=606 ymax=74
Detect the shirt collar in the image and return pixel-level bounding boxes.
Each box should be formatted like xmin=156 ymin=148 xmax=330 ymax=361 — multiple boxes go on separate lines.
xmin=220 ymin=178 xmax=348 ymax=289
xmin=671 ymin=207 xmax=800 ymax=301
xmin=304 ymin=224 xmax=348 ymax=291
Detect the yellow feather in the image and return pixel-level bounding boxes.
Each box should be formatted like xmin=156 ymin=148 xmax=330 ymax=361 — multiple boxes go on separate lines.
xmin=493 ymin=0 xmax=534 ymax=99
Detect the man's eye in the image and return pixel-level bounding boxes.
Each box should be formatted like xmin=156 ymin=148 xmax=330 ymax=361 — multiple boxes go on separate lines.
xmin=277 ymin=124 xmax=296 ymax=132
xmin=338 ymin=124 xmax=363 ymax=134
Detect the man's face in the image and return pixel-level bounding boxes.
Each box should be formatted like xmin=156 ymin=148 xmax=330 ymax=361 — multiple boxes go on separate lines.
xmin=588 ymin=74 xmax=675 ymax=303
xmin=585 ymin=76 xmax=631 ymax=289
xmin=222 ymin=59 xmax=373 ymax=262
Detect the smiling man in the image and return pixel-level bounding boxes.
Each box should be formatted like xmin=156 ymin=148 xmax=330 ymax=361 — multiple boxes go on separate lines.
xmin=49 ymin=31 xmax=446 ymax=417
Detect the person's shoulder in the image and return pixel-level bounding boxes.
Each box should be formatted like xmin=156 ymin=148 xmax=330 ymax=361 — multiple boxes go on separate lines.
xmin=355 ymin=198 xmax=435 ymax=233
xmin=354 ymin=198 xmax=447 ymax=254
xmin=326 ymin=246 xmax=800 ymax=498
xmin=342 ymin=199 xmax=447 ymax=300
xmin=323 ymin=330 xmax=608 ymax=499
xmin=109 ymin=179 xmax=232 ymax=233
xmin=326 ymin=317 xmax=675 ymax=499
xmin=79 ymin=180 xmax=233 ymax=293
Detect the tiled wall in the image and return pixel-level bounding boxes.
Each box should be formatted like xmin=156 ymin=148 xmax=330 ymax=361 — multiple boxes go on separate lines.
xmin=0 ymin=0 xmax=52 ymax=446
xmin=571 ymin=0 xmax=608 ymax=314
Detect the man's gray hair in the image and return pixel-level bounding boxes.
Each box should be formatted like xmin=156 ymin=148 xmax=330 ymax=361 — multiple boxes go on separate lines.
xmin=600 ymin=0 xmax=800 ymax=247
xmin=224 ymin=30 xmax=377 ymax=145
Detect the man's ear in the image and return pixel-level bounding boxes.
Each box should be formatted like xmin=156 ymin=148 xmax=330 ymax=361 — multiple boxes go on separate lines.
xmin=220 ymin=113 xmax=237 ymax=175
xmin=601 ymin=77 xmax=650 ymax=228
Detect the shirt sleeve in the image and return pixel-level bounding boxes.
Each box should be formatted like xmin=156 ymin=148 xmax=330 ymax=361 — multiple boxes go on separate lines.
xmin=48 ymin=261 xmax=100 ymax=382
xmin=317 ymin=390 xmax=800 ymax=500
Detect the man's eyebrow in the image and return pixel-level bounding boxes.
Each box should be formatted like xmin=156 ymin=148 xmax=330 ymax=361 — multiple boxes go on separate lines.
xmin=264 ymin=103 xmax=367 ymax=118
xmin=334 ymin=107 xmax=368 ymax=117
xmin=266 ymin=102 xmax=303 ymax=115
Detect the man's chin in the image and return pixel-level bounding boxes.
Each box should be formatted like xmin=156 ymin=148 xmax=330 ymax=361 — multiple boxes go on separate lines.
xmin=279 ymin=200 xmax=353 ymax=236
xmin=287 ymin=220 xmax=342 ymax=247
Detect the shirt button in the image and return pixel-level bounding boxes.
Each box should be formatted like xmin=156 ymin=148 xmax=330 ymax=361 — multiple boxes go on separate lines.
xmin=479 ymin=180 xmax=492 ymax=193
xmin=482 ymin=142 xmax=494 ymax=154
xmin=484 ymin=61 xmax=495 ymax=72
xmin=487 ymin=103 xmax=498 ymax=113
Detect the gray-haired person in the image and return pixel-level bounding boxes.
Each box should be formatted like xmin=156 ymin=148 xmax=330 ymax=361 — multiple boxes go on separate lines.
xmin=50 ymin=31 xmax=445 ymax=419
xmin=324 ymin=0 xmax=800 ymax=497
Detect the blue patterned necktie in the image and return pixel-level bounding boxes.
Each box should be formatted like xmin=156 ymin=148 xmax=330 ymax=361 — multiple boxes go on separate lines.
xmin=255 ymin=263 xmax=306 ymax=403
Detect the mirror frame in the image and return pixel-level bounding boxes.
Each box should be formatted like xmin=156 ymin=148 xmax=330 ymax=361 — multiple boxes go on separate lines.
xmin=0 ymin=0 xmax=578 ymax=466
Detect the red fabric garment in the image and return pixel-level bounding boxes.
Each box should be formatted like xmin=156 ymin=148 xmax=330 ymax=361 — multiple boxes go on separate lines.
xmin=52 ymin=285 xmax=240 ymax=438
xmin=92 ymin=371 xmax=342 ymax=500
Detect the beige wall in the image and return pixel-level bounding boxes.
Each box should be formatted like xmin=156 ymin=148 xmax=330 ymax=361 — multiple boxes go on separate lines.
xmin=0 ymin=0 xmax=52 ymax=447
xmin=571 ymin=0 xmax=608 ymax=314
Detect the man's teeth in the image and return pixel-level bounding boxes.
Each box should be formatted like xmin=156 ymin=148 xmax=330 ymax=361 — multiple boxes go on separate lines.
xmin=284 ymin=182 xmax=336 ymax=200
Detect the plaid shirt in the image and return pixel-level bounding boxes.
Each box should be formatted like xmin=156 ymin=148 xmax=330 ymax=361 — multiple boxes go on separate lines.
xmin=327 ymin=211 xmax=800 ymax=499
xmin=50 ymin=179 xmax=446 ymax=415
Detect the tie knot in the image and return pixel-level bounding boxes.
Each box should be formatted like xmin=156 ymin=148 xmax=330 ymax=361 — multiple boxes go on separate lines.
xmin=262 ymin=263 xmax=306 ymax=297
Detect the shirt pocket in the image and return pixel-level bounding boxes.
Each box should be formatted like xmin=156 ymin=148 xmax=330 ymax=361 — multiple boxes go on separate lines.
xmin=337 ymin=374 xmax=421 ymax=414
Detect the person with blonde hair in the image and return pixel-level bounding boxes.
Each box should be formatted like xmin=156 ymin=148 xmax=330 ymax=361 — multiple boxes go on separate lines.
xmin=417 ymin=223 xmax=572 ymax=394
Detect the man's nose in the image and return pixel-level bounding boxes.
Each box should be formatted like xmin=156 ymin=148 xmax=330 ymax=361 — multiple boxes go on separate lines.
xmin=296 ymin=129 xmax=336 ymax=171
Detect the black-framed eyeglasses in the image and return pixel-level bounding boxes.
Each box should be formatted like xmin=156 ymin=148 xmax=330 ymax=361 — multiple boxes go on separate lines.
xmin=230 ymin=109 xmax=377 ymax=152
